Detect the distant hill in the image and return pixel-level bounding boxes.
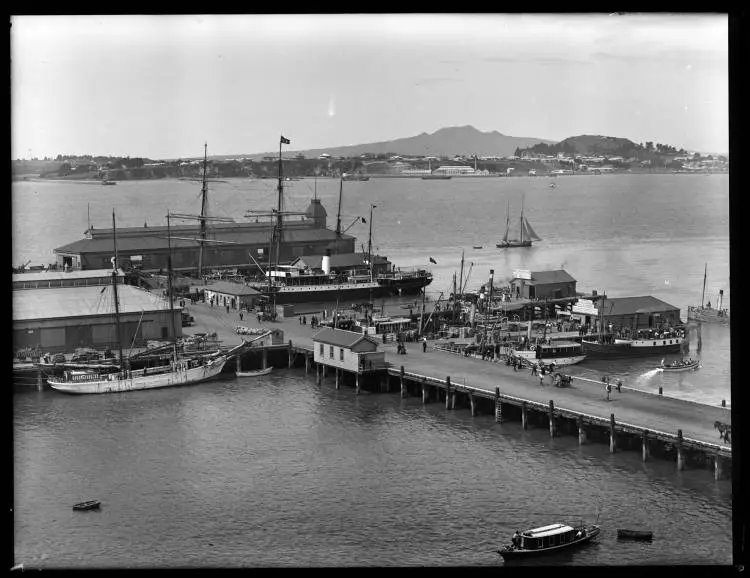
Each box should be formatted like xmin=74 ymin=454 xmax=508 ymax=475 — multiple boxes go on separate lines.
xmin=555 ymin=135 xmax=639 ymax=156
xmin=235 ymin=126 xmax=557 ymax=160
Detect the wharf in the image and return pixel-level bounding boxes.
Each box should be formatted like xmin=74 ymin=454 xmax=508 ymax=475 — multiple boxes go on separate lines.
xmin=34 ymin=300 xmax=734 ymax=478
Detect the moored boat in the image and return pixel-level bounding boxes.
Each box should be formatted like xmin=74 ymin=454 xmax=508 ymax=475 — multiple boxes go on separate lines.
xmin=498 ymin=522 xmax=601 ymax=560
xmin=421 ymin=174 xmax=452 ymax=180
xmin=617 ymin=529 xmax=653 ymax=541
xmin=582 ymin=330 xmax=686 ymax=357
xmin=687 ymin=263 xmax=729 ymax=324
xmin=512 ymin=340 xmax=586 ymax=367
xmin=73 ymin=500 xmax=101 ymax=511
xmin=236 ymin=366 xmax=273 ymax=378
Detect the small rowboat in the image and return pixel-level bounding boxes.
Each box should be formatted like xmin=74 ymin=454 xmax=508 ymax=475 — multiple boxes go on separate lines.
xmin=659 ymin=358 xmax=700 ymax=372
xmin=73 ymin=500 xmax=101 ymax=511
xmin=473 ymin=245 xmax=483 ymax=249
xmin=236 ymin=366 xmax=273 ymax=378
xmin=617 ymin=529 xmax=653 ymax=541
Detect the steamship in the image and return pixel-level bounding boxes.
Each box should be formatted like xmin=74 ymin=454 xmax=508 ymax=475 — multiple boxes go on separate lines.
xmin=249 ymin=250 xmax=432 ymax=305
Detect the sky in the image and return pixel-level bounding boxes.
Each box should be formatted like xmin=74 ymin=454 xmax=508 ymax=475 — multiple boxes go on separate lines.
xmin=11 ymin=13 xmax=729 ymax=160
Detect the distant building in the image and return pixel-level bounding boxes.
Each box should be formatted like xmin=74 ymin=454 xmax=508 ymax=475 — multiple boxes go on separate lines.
xmin=510 ymin=270 xmax=577 ymax=300
xmin=433 ymin=165 xmax=475 ymax=175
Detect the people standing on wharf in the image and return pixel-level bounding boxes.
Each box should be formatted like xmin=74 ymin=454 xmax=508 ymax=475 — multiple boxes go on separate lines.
xmin=422 ymin=338 xmax=427 ymax=353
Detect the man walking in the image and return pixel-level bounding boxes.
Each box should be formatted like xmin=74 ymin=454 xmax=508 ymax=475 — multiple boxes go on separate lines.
xmin=422 ymin=337 xmax=427 ymax=353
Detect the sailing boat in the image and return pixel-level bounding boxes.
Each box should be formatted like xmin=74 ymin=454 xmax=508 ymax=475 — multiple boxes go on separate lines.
xmin=687 ymin=263 xmax=729 ymax=323
xmin=47 ymin=210 xmax=253 ymax=395
xmin=496 ymin=195 xmax=542 ymax=248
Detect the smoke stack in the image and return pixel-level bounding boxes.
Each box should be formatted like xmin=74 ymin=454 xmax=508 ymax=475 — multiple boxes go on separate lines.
xmin=322 ymin=249 xmax=332 ymax=275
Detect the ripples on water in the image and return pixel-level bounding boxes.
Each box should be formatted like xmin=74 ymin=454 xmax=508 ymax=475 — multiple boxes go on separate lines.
xmin=14 ymin=371 xmax=731 ymax=568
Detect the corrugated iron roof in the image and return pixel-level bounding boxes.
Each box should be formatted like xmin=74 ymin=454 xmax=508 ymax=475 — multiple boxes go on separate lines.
xmin=527 ymin=270 xmax=577 ymax=285
xmin=13 ymin=285 xmax=176 ymax=322
xmin=202 ymin=281 xmax=260 ymax=296
xmin=55 ymin=227 xmax=354 ymax=255
xmin=600 ymin=296 xmax=680 ymax=316
xmin=312 ymin=328 xmax=378 ymax=348
xmin=12 ymin=268 xmax=125 ymax=283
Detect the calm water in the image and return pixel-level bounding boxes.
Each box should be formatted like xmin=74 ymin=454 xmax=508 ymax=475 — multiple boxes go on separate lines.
xmin=13 ymin=174 xmax=732 ymax=567
xmin=14 ymin=373 xmax=732 ymax=568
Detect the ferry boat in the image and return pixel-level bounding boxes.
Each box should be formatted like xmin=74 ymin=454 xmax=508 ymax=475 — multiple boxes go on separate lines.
xmin=498 ymin=522 xmax=601 ymax=560
xmin=511 ymin=340 xmax=586 ymax=367
xmin=581 ymin=328 xmax=686 ymax=357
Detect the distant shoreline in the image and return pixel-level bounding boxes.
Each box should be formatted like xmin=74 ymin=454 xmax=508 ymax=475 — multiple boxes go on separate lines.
xmin=14 ymin=169 xmax=728 ymax=184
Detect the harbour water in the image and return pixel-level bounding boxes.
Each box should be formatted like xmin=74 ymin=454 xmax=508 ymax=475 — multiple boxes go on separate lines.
xmin=12 ymin=174 xmax=732 ymax=567
xmin=13 ymin=174 xmax=731 ymax=404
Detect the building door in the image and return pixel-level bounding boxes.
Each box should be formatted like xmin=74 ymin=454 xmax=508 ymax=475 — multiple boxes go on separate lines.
xmin=528 ymin=286 xmax=536 ymax=299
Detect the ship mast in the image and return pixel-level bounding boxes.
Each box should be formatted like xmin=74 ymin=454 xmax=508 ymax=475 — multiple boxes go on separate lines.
xmin=111 ymin=209 xmax=124 ymax=368
xmin=335 ymin=175 xmax=344 ymax=251
xmin=367 ymin=203 xmax=376 ymax=281
xmin=166 ymin=211 xmax=178 ymax=364
xmin=520 ymin=194 xmax=525 ymax=244
xmin=198 ymin=142 xmax=209 ymax=278
xmin=701 ymin=262 xmax=707 ymax=308
xmin=458 ymin=249 xmax=465 ymax=305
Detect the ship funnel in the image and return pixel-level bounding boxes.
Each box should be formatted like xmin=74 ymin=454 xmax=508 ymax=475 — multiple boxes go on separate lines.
xmin=322 ymin=249 xmax=332 ymax=275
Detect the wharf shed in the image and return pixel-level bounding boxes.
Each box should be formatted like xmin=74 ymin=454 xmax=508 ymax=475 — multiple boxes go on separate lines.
xmin=53 ymin=198 xmax=355 ymax=273
xmin=12 ymin=268 xmax=125 ymax=290
xmin=597 ymin=296 xmax=681 ymax=330
xmin=312 ymin=328 xmax=386 ymax=373
xmin=202 ymin=282 xmax=262 ymax=310
xmin=13 ymin=285 xmax=182 ymax=352
xmin=511 ymin=270 xmax=577 ymax=300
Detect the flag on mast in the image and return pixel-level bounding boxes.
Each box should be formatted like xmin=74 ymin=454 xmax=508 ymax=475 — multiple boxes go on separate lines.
xmin=280 ymin=136 xmax=290 ymax=144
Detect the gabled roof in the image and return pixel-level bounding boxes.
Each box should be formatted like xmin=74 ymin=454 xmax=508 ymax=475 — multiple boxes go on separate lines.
xmin=13 ymin=285 xmax=175 ymax=321
xmin=12 ymin=268 xmax=125 ymax=283
xmin=599 ymin=296 xmax=680 ymax=316
xmin=526 ymin=270 xmax=577 ymax=285
xmin=312 ymin=328 xmax=378 ymax=349
xmin=292 ymin=253 xmax=389 ymax=270
xmin=201 ymin=281 xmax=260 ymax=296
xmin=55 ymin=228 xmax=354 ymax=255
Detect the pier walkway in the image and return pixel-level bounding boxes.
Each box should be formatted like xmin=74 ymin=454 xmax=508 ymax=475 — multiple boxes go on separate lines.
xmin=186 ymin=301 xmax=731 ymax=452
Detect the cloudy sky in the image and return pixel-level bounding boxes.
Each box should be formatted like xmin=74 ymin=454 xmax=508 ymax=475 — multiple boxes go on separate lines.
xmin=11 ymin=14 xmax=728 ymax=159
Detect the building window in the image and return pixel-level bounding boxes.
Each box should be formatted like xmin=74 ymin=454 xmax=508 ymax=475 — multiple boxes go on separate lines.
xmin=329 ymin=346 xmax=334 ymax=358
xmin=319 ymin=343 xmax=324 ymax=355
xmin=339 ymin=348 xmax=344 ymax=361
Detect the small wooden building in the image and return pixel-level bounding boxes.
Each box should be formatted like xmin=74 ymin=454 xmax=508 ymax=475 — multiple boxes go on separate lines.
xmin=511 ymin=270 xmax=577 ymax=300
xmin=202 ymin=281 xmax=261 ymax=310
xmin=312 ymin=328 xmax=385 ymax=373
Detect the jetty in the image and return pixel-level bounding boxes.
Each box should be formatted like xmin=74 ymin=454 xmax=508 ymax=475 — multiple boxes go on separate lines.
xmin=20 ymin=298 xmax=732 ymax=480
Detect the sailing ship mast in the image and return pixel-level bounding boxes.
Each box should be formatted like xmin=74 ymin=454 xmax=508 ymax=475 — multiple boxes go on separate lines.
xmin=520 ymin=194 xmax=526 ymax=244
xmin=367 ymin=203 xmax=376 ymax=281
xmin=111 ymin=210 xmax=124 ymax=368
xmin=166 ymin=211 xmax=178 ymax=364
xmin=335 ymin=175 xmax=344 ymax=251
xmin=503 ymin=199 xmax=511 ymax=242
xmin=701 ymin=262 xmax=707 ymax=308
xmin=198 ymin=142 xmax=209 ymax=278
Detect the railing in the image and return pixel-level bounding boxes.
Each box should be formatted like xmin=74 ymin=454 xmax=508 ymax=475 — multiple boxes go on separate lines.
xmin=386 ymin=368 xmax=732 ymax=458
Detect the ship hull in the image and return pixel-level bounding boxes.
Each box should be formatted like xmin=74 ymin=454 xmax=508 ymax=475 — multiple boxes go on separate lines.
xmin=581 ymin=337 xmax=684 ymax=357
xmin=512 ymin=350 xmax=586 ymax=367
xmin=256 ymin=277 xmax=432 ymax=304
xmin=47 ymin=357 xmax=227 ymax=394
xmin=687 ymin=306 xmax=729 ymax=324
xmin=496 ymin=241 xmax=533 ymax=248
